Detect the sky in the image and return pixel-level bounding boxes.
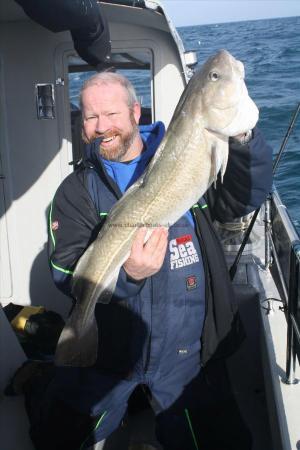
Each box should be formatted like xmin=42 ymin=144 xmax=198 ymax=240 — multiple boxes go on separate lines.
xmin=161 ymin=0 xmax=300 ymax=27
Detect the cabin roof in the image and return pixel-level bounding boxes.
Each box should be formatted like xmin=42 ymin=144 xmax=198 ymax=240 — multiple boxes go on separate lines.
xmin=0 ymin=0 xmax=165 ymax=23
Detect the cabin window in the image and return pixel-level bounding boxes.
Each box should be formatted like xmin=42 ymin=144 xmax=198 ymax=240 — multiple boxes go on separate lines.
xmin=68 ymin=50 xmax=153 ymax=165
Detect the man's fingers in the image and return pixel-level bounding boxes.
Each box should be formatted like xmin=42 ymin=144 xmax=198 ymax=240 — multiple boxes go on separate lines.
xmin=130 ymin=227 xmax=148 ymax=255
xmin=144 ymin=228 xmax=168 ymax=258
xmin=124 ymin=227 xmax=169 ymax=280
xmin=156 ymin=231 xmax=168 ymax=268
xmin=152 ymin=227 xmax=168 ymax=256
xmin=144 ymin=227 xmax=167 ymax=252
xmin=130 ymin=226 xmax=168 ymax=263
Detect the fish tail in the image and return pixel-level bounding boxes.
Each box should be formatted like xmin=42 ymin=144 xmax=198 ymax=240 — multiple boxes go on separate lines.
xmin=54 ymin=307 xmax=98 ymax=367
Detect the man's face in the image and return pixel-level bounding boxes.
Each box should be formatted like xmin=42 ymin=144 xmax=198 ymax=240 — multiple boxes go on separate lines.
xmin=81 ymin=82 xmax=141 ymax=161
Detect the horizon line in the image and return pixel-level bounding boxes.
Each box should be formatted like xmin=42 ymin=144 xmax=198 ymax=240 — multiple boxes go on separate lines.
xmin=176 ymin=14 xmax=299 ymax=28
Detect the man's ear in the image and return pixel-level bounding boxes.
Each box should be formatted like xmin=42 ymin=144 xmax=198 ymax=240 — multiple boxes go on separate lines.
xmin=133 ymin=102 xmax=141 ymax=124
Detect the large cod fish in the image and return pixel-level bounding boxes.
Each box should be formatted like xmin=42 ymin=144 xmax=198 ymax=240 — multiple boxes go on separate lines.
xmin=55 ymin=50 xmax=259 ymax=367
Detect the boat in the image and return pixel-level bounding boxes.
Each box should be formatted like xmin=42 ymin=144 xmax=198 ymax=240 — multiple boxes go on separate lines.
xmin=0 ymin=1 xmax=299 ymax=449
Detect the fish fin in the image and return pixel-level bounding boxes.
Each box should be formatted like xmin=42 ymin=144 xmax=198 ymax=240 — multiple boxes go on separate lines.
xmin=220 ymin=140 xmax=229 ymax=183
xmin=144 ymin=228 xmax=154 ymax=242
xmin=211 ymin=144 xmax=218 ymax=188
xmin=56 ymin=267 xmax=123 ymax=367
xmin=73 ymin=264 xmax=122 ymax=306
xmin=55 ymin=305 xmax=98 ymax=367
xmin=97 ymin=267 xmax=120 ymax=304
xmin=211 ymin=138 xmax=229 ymax=187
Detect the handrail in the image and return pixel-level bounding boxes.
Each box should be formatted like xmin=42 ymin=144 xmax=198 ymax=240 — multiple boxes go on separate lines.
xmin=267 ymin=229 xmax=289 ymax=305
xmin=268 ymin=191 xmax=300 ymax=385
xmin=284 ymin=240 xmax=300 ymax=384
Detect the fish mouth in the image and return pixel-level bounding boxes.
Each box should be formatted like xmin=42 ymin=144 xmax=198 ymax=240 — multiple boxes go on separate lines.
xmin=222 ymin=95 xmax=259 ymax=136
xmin=207 ymin=93 xmax=259 ymax=137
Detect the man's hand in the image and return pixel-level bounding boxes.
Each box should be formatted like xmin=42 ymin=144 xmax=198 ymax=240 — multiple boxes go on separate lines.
xmin=231 ymin=129 xmax=253 ymax=145
xmin=123 ymin=227 xmax=168 ymax=281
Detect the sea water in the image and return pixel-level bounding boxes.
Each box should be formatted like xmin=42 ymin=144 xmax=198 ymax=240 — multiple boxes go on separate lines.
xmin=178 ymin=16 xmax=300 ymax=233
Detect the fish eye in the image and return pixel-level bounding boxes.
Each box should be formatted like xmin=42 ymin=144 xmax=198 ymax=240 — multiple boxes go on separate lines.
xmin=209 ymin=71 xmax=220 ymax=82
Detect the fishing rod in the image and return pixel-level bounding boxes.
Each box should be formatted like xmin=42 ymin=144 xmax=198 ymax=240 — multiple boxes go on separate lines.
xmin=229 ymin=101 xmax=300 ymax=281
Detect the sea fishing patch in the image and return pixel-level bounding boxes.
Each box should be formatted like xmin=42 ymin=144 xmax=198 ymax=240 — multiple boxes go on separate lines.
xmin=169 ymin=235 xmax=199 ymax=270
xmin=186 ymin=275 xmax=197 ymax=291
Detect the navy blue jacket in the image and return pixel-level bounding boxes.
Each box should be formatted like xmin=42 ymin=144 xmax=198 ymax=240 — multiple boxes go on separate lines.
xmin=48 ymin=122 xmax=272 ymax=375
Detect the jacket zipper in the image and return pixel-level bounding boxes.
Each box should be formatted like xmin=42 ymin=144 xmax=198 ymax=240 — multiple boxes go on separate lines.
xmin=143 ymin=277 xmax=153 ymax=373
xmin=191 ymin=204 xmax=209 ymax=367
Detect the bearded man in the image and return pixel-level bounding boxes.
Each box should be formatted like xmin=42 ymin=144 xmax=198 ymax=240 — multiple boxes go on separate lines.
xmin=80 ymin=72 xmax=168 ymax=280
xmin=43 ymin=72 xmax=272 ymax=450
